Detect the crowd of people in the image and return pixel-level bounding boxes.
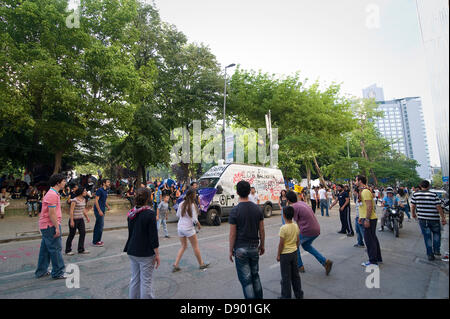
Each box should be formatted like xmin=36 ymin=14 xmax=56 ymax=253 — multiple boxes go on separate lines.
xmin=1 ymin=169 xmax=447 ymax=299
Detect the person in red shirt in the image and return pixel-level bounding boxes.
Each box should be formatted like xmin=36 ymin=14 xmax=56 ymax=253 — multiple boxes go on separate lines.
xmin=35 ymin=174 xmax=67 ymax=279
xmin=286 ymin=191 xmax=333 ymax=275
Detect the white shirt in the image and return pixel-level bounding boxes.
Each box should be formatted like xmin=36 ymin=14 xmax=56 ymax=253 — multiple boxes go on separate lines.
xmin=310 ymin=189 xmax=316 ymax=200
xmin=249 ymin=193 xmax=259 ymax=204
xmin=318 ymin=189 xmax=327 ymax=200
xmin=176 ymin=202 xmax=198 ymax=231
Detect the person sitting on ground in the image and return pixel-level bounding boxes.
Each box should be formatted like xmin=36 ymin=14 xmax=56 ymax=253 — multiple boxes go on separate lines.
xmin=12 ymin=185 xmax=22 ymax=199
xmin=27 ymin=187 xmax=40 ymax=217
xmin=1 ymin=187 xmax=11 ymax=219
xmin=125 ymin=185 xmax=136 ymax=208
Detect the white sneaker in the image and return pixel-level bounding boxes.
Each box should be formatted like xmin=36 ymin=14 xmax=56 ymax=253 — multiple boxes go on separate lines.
xmin=65 ymin=251 xmax=75 ymax=256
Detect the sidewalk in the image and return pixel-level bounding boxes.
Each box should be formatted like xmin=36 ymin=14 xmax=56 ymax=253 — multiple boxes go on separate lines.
xmin=0 ymin=199 xmax=179 ymax=244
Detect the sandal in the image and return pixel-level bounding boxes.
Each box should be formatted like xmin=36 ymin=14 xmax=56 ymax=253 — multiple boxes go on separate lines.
xmin=199 ymin=263 xmax=210 ymax=270
xmin=172 ymin=266 xmax=181 ymax=273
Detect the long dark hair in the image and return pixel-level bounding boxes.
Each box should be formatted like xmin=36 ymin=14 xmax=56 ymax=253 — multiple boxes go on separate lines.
xmin=181 ymin=187 xmax=197 ymax=218
xmin=74 ymin=187 xmax=85 ymax=198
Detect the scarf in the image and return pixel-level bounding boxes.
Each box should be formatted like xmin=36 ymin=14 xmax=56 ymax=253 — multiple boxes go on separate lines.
xmin=127 ymin=205 xmax=152 ymax=221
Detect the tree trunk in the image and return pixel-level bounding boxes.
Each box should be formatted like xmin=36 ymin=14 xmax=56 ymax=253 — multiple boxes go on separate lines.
xmin=53 ymin=151 xmax=64 ymax=174
xmin=313 ymin=156 xmax=326 ymax=187
xmin=142 ymin=166 xmax=146 ymax=185
xmin=360 ymin=139 xmax=379 ymax=186
xmin=306 ymin=163 xmax=311 ymax=190
xmin=136 ymin=164 xmax=143 ymax=187
xmin=180 ymin=162 xmax=189 ymax=186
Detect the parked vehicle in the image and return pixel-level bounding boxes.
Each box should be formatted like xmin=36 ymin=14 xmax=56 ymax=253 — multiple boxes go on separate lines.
xmin=198 ymin=163 xmax=285 ymax=226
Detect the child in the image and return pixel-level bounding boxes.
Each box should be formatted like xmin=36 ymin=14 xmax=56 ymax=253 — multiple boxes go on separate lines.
xmin=157 ymin=194 xmax=170 ymax=238
xmin=277 ymin=206 xmax=304 ymax=299
xmin=12 ymin=186 xmax=22 ymax=199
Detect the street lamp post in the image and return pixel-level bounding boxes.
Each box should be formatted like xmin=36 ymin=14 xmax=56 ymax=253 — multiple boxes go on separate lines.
xmin=222 ymin=63 xmax=236 ymax=162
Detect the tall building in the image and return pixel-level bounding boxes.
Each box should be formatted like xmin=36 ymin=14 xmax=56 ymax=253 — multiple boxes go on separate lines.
xmin=363 ymin=85 xmax=431 ymax=180
xmin=415 ymin=0 xmax=449 ymax=179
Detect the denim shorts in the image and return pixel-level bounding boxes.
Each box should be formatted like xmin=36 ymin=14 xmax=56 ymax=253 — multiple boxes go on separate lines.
xmin=178 ymin=228 xmax=196 ymax=238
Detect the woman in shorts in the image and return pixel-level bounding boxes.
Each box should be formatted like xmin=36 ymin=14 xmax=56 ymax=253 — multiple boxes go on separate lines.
xmin=172 ymin=187 xmax=209 ymax=272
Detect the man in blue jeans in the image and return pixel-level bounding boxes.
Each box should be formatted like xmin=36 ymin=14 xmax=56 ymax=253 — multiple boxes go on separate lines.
xmin=411 ymin=180 xmax=447 ymax=261
xmin=286 ymin=191 xmax=333 ymax=275
xmin=92 ymin=179 xmax=111 ymax=247
xmin=229 ymin=180 xmax=265 ymax=299
xmin=35 ymin=174 xmax=67 ymax=279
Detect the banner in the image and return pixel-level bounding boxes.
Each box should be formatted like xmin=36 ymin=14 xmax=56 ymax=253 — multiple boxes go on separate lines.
xmin=294 ymin=185 xmax=303 ymax=193
xmin=173 ymin=188 xmax=217 ymax=213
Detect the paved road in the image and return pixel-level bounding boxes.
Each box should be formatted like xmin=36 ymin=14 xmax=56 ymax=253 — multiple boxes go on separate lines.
xmin=0 ymin=207 xmax=448 ymax=299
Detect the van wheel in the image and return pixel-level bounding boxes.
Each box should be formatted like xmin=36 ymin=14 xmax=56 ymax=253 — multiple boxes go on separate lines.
xmin=263 ymin=204 xmax=272 ymax=218
xmin=206 ymin=209 xmax=221 ymax=226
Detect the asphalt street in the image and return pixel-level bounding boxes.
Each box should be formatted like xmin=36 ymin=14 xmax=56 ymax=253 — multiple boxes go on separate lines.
xmin=0 ymin=207 xmax=448 ymax=299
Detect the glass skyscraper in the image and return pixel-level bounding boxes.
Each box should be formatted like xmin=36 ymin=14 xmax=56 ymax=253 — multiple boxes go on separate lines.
xmin=363 ymin=85 xmax=431 ymax=180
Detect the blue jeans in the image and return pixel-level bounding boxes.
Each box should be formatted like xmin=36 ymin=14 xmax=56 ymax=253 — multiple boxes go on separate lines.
xmin=35 ymin=225 xmax=65 ymax=278
xmin=355 ymin=217 xmax=365 ymax=246
xmin=401 ymin=205 xmax=411 ymax=219
xmin=297 ymin=235 xmax=327 ymax=267
xmin=418 ymin=219 xmax=441 ymax=256
xmin=27 ymin=202 xmax=38 ymax=213
xmin=157 ymin=218 xmax=169 ymax=237
xmin=234 ymin=245 xmax=263 ymax=299
xmin=93 ymin=209 xmax=105 ymax=244
xmin=320 ymin=199 xmax=329 ymax=216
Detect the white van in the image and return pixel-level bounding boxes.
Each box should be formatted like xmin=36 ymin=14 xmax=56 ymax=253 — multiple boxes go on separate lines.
xmin=198 ymin=163 xmax=286 ymax=225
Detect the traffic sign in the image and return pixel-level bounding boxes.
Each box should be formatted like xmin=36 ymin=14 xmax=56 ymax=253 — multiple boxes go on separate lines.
xmin=443 ymin=176 xmax=449 ymax=183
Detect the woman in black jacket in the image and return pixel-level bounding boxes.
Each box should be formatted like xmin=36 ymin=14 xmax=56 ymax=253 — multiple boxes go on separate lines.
xmin=124 ymin=187 xmax=160 ymax=299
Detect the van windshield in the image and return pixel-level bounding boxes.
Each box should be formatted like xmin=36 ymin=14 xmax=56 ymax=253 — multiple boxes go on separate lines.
xmin=199 ymin=178 xmax=219 ymax=189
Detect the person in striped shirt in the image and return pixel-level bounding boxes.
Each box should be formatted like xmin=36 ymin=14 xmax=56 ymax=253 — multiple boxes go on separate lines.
xmin=411 ymin=180 xmax=447 ymax=261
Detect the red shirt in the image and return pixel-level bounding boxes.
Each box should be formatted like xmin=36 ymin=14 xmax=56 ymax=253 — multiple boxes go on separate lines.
xmin=292 ymin=201 xmax=320 ymax=237
xmin=39 ymin=188 xmax=62 ymax=229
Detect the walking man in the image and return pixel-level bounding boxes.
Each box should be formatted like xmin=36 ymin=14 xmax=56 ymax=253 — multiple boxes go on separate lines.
xmin=92 ymin=179 xmax=111 ymax=247
xmin=318 ymin=185 xmax=329 ymax=217
xmin=35 ymin=174 xmax=66 ymax=279
xmin=286 ymin=191 xmax=333 ymax=275
xmin=330 ymin=184 xmax=354 ymax=236
xmin=356 ymin=175 xmax=382 ymax=267
xmin=411 ymin=180 xmax=447 ymax=261
xmin=229 ymin=180 xmax=265 ymax=299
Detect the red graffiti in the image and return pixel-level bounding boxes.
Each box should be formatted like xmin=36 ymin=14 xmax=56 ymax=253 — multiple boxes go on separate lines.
xmin=0 ymin=245 xmax=40 ymax=261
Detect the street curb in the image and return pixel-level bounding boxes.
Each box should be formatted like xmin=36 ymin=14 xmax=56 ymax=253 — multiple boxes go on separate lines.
xmin=0 ymin=220 xmax=179 ymax=244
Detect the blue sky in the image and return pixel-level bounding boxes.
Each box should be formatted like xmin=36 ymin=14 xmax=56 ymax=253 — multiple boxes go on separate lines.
xmin=151 ymin=0 xmax=440 ymax=166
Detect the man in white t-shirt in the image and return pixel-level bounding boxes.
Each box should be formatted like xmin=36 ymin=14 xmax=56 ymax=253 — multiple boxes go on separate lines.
xmin=249 ymin=187 xmax=260 ymax=205
xmin=318 ymin=186 xmax=329 ymax=217
xmin=374 ymin=188 xmax=380 ymax=205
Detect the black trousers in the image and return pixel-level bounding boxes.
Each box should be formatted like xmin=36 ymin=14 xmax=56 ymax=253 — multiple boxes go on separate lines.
xmin=280 ymin=250 xmax=304 ymax=299
xmin=363 ymin=219 xmax=382 ymax=264
xmin=310 ymin=200 xmax=317 ymax=214
xmin=65 ymin=219 xmax=86 ymax=253
xmin=339 ymin=206 xmax=354 ymax=234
